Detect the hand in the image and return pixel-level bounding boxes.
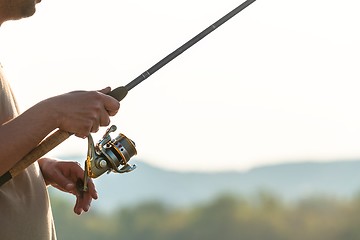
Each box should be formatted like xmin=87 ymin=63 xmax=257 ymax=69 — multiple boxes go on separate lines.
xmin=41 ymin=87 xmax=120 ymax=138
xmin=38 ymin=158 xmax=98 ymax=215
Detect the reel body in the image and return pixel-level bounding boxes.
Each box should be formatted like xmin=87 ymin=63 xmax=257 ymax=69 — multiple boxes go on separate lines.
xmin=82 ymin=125 xmax=137 ymax=191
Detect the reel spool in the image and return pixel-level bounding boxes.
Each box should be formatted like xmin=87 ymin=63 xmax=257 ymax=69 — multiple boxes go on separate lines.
xmin=81 ymin=125 xmax=137 ymax=191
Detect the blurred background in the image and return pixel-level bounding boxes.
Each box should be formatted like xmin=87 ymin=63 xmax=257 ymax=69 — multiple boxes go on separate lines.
xmin=1 ymin=0 xmax=360 ymax=239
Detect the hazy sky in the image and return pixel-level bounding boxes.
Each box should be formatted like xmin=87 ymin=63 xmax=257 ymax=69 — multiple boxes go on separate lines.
xmin=1 ymin=0 xmax=360 ymax=172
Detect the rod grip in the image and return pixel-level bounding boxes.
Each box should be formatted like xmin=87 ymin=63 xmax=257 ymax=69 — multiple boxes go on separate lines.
xmin=6 ymin=130 xmax=71 ymax=183
xmin=108 ymin=86 xmax=128 ymax=102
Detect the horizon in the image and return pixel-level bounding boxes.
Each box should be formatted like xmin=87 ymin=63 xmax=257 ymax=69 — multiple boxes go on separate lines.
xmin=56 ymin=153 xmax=360 ymax=173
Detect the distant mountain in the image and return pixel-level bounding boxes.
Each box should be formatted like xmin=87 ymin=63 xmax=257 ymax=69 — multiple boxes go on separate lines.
xmin=50 ymin=159 xmax=360 ymax=212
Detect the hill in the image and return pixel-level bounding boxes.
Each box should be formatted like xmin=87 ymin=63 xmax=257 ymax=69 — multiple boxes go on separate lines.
xmin=50 ymin=159 xmax=360 ymax=212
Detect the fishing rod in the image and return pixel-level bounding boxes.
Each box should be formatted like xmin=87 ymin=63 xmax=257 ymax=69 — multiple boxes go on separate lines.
xmin=0 ymin=0 xmax=256 ymax=187
xmin=109 ymin=0 xmax=256 ymax=101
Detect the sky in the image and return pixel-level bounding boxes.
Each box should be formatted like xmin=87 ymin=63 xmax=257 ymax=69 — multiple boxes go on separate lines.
xmin=1 ymin=0 xmax=360 ymax=172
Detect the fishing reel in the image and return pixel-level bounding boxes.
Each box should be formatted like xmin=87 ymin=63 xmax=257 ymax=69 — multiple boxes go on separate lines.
xmin=81 ymin=125 xmax=137 ymax=191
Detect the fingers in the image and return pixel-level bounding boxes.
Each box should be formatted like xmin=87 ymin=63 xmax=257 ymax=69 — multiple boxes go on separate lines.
xmin=54 ymin=162 xmax=84 ymax=195
xmin=82 ymin=87 xmax=120 ymax=129
xmin=50 ymin=170 xmax=79 ymax=196
xmin=55 ymin=161 xmax=98 ymax=215
xmin=70 ymin=178 xmax=98 ymax=215
xmin=67 ymin=163 xmax=98 ymax=215
xmin=99 ymin=87 xmax=120 ymax=112
xmin=103 ymin=98 xmax=120 ymax=117
xmin=98 ymin=105 xmax=111 ymax=128
xmin=78 ymin=88 xmax=119 ymax=136
xmin=87 ymin=178 xmax=98 ymax=200
xmin=74 ymin=113 xmax=109 ymax=138
xmin=55 ymin=87 xmax=120 ymax=138
xmin=74 ymin=178 xmax=98 ymax=215
xmin=74 ymin=191 xmax=92 ymax=215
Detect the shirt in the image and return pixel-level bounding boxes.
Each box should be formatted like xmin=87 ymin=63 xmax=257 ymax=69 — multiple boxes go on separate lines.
xmin=0 ymin=64 xmax=56 ymax=240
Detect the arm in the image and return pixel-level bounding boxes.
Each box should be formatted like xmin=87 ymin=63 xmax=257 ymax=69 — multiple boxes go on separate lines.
xmin=0 ymin=87 xmax=120 ymax=176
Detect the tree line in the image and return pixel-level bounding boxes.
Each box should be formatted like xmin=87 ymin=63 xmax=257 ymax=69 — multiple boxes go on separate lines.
xmin=51 ymin=191 xmax=360 ymax=240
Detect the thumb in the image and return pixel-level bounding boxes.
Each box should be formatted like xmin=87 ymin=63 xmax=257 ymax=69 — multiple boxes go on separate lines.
xmin=98 ymin=86 xmax=111 ymax=94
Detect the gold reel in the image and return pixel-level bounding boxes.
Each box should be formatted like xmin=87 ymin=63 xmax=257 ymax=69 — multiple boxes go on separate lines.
xmin=81 ymin=125 xmax=137 ymax=191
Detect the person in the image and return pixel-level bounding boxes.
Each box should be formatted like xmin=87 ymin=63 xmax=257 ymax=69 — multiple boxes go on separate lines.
xmin=0 ymin=0 xmax=121 ymax=239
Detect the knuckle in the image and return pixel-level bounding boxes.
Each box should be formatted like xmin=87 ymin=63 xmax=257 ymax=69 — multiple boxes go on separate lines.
xmin=76 ymin=123 xmax=92 ymax=137
xmin=72 ymin=161 xmax=81 ymax=166
xmin=90 ymin=126 xmax=100 ymax=133
xmin=100 ymin=117 xmax=110 ymax=127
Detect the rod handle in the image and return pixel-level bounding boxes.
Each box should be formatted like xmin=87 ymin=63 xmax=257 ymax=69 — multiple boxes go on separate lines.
xmin=0 ymin=130 xmax=72 ymax=186
xmin=108 ymin=86 xmax=128 ymax=102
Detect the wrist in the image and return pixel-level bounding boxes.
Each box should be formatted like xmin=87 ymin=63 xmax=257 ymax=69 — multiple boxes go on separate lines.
xmin=36 ymin=97 xmax=62 ymax=130
xmin=38 ymin=157 xmax=55 ymax=185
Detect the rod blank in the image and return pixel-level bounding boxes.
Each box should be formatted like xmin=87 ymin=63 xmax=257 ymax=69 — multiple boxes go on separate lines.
xmin=110 ymin=0 xmax=256 ymax=100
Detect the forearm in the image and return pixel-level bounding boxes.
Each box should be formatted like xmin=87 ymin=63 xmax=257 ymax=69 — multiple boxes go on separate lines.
xmin=0 ymin=101 xmax=58 ymax=176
